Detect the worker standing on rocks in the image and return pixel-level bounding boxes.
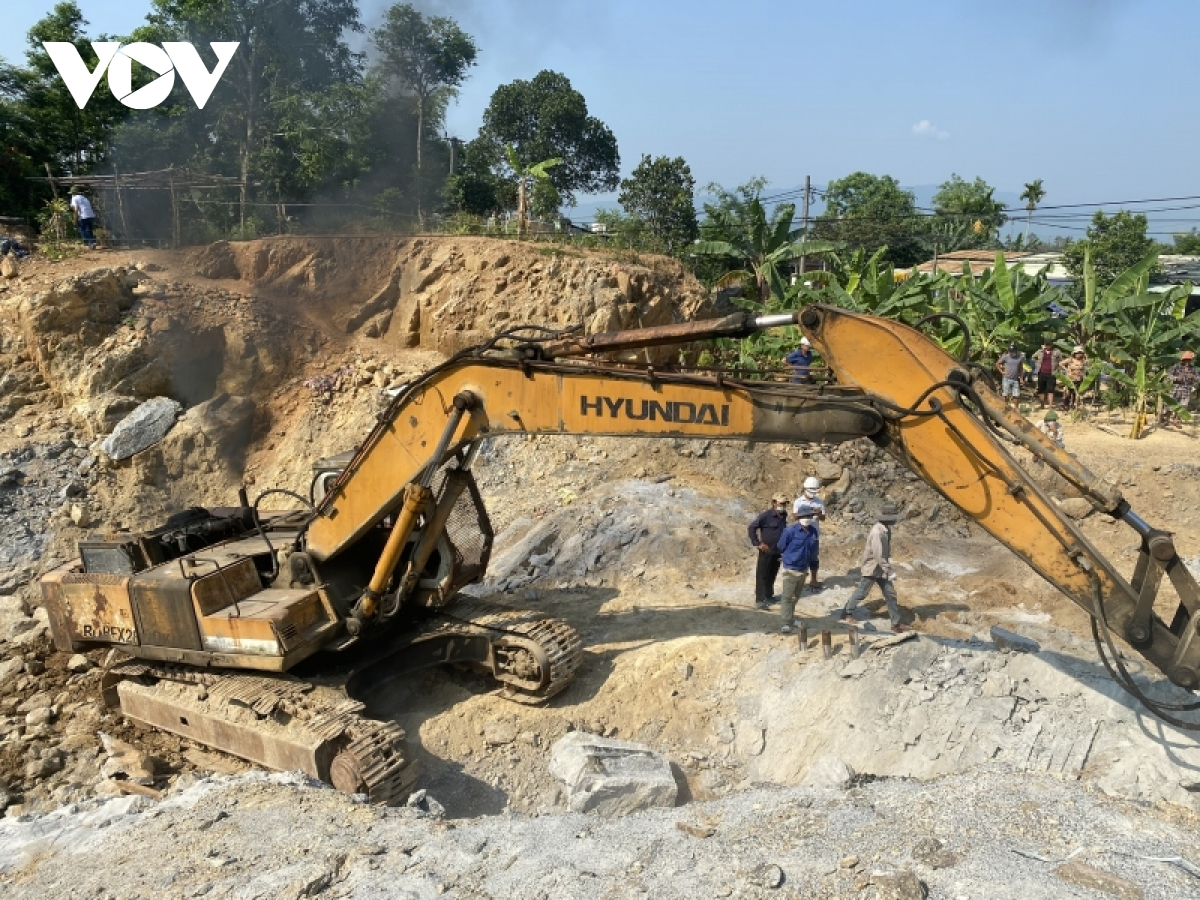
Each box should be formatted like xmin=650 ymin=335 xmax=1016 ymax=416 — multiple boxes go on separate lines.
xmin=840 ymin=502 xmax=911 ymax=632
xmin=748 ymin=494 xmax=790 ymax=609
xmin=776 ymin=506 xmax=819 ymax=634
xmin=794 ymin=476 xmax=827 ymax=590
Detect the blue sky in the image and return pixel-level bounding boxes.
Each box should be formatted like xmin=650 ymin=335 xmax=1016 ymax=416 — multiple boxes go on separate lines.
xmin=4 ymin=0 xmax=1198 ymax=239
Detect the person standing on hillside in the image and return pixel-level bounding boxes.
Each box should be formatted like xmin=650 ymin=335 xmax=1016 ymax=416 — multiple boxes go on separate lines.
xmin=784 ymin=337 xmax=815 ymax=384
xmin=748 ymin=494 xmax=789 ymax=609
xmin=794 ymin=476 xmax=826 ymax=590
xmin=775 ymin=506 xmax=819 ymax=634
xmin=840 ymin=502 xmax=910 ymax=632
xmin=1164 ymin=350 xmax=1197 ymax=428
xmin=996 ymin=343 xmax=1026 ymax=409
xmin=1030 ymin=339 xmax=1062 ymax=409
xmin=1061 ymin=346 xmax=1088 ymax=410
xmin=69 ymin=186 xmax=98 ymax=250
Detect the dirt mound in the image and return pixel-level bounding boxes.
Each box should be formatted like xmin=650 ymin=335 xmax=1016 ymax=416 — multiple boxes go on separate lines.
xmin=188 ymin=236 xmax=716 ymax=357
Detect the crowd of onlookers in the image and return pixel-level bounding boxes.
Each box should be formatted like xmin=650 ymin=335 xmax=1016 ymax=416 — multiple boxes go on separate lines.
xmin=996 ymin=340 xmax=1196 ymax=428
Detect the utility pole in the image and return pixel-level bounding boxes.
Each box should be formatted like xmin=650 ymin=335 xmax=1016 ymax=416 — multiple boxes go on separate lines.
xmin=798 ymin=175 xmax=812 ymax=278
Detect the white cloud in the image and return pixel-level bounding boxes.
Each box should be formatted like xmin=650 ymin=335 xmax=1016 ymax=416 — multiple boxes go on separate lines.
xmin=912 ymin=119 xmax=950 ymax=140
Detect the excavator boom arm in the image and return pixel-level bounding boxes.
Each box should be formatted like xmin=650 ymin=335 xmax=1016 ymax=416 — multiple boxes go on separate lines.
xmin=305 ymin=305 xmax=1200 ymax=695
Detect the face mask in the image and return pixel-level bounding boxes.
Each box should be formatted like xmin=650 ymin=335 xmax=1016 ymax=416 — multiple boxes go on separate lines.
xmin=804 ymin=489 xmax=818 ymax=498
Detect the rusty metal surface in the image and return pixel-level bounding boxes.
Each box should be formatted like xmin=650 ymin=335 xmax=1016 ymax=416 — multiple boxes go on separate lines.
xmin=117 ymin=678 xmax=328 ymax=775
xmin=40 ymin=559 xmax=82 ymax=652
xmin=57 ymin=572 xmax=139 ymax=646
xmin=198 ymin=587 xmax=328 ymax=657
xmin=110 ymin=663 xmax=416 ymax=804
xmin=131 ymin=573 xmax=203 ymax=651
xmin=538 ymin=312 xmax=756 ymax=358
xmin=189 ymin=557 xmax=262 ymax=615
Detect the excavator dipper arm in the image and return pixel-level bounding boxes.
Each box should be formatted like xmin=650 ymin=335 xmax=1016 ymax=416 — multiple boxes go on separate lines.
xmin=802 ymin=304 xmax=1200 ymax=701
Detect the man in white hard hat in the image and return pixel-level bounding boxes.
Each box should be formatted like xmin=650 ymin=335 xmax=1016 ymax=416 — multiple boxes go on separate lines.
xmin=784 ymin=337 xmax=814 ymax=384
xmin=793 ymin=475 xmax=827 ymax=590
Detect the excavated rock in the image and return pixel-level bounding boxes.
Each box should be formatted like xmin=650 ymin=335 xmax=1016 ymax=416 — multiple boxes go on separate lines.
xmin=100 ymin=397 xmax=181 ymax=460
xmin=1059 ymin=497 xmax=1095 ymax=519
xmin=549 ymin=732 xmax=678 ymax=816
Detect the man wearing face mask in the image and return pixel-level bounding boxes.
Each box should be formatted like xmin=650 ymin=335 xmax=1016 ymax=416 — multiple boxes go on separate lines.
xmin=793 ymin=476 xmax=827 ymax=590
xmin=748 ymin=494 xmax=790 ymax=609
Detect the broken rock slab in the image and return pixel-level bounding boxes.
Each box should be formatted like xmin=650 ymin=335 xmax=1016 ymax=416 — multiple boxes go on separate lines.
xmin=801 ymin=754 xmax=855 ymax=790
xmin=99 ymin=732 xmax=157 ymax=785
xmin=100 ymin=397 xmax=181 ymax=461
xmin=549 ymin=732 xmax=677 ymax=816
xmin=1058 ymin=497 xmax=1095 ymax=520
xmin=990 ymin=625 xmax=1040 ymax=654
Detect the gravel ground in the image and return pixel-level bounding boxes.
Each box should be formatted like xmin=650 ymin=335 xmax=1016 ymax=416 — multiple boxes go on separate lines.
xmin=1 ymin=767 xmax=1198 ymax=899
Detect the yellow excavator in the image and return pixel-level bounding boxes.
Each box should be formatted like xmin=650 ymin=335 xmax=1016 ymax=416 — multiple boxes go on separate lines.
xmin=40 ymin=305 xmax=1200 ymax=802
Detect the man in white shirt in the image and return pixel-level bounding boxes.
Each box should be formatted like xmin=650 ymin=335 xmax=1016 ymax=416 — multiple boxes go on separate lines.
xmin=69 ymin=187 xmax=97 ymax=249
xmin=793 ymin=476 xmax=826 ymax=590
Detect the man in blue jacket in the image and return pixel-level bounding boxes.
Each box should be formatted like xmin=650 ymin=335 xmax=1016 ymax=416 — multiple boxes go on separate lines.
xmin=784 ymin=337 xmax=814 ymax=384
xmin=747 ymin=494 xmax=790 ymax=609
xmin=776 ymin=505 xmax=819 ymax=633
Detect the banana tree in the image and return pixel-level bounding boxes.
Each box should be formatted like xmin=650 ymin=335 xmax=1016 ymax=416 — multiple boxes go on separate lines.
xmin=1063 ymin=245 xmax=1160 ymax=354
xmin=950 ymin=252 xmax=1061 ymax=361
xmin=1094 ymin=278 xmax=1199 ymax=437
xmin=693 ymin=197 xmax=841 ymax=304
xmin=506 ymin=146 xmax=562 ymax=237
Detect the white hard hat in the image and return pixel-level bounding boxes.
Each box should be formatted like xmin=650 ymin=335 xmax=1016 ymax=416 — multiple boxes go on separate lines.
xmin=799 ymin=337 xmax=811 ymax=346
xmin=803 ymin=476 xmax=821 ymax=491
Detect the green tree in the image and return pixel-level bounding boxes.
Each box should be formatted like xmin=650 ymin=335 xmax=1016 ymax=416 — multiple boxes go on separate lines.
xmin=1062 ymin=210 xmax=1156 ymax=290
xmin=505 ymin=147 xmax=560 ymax=236
xmin=695 ymin=180 xmax=840 ymax=303
xmin=951 ymin=252 xmax=1059 ymax=360
xmin=371 ymin=3 xmax=477 ymax=222
xmin=812 ymin=172 xmax=924 ymax=267
xmin=443 ymin=139 xmax=513 ymax=217
xmin=1019 ymin=179 xmax=1046 ymax=243
xmin=473 ymin=70 xmax=619 ymax=208
xmin=0 ymin=2 xmax=130 ymax=219
xmin=616 ymin=155 xmax=698 ymax=256
xmin=1093 ymin=262 xmax=1198 ymax=438
xmin=146 ymin=0 xmax=365 ymax=231
xmin=932 ymin=174 xmax=1006 ymax=244
xmin=1171 ymin=229 xmax=1200 ymax=254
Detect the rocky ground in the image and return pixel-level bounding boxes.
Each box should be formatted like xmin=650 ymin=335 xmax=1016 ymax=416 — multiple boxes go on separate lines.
xmin=1 ymin=239 xmax=1200 ymax=897
xmin=2 ymin=766 xmax=1200 ymax=899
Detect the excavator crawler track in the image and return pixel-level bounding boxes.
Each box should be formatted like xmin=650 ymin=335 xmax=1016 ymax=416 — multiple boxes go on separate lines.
xmin=435 ymin=598 xmax=583 ymax=703
xmin=102 ymin=660 xmax=417 ymax=804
